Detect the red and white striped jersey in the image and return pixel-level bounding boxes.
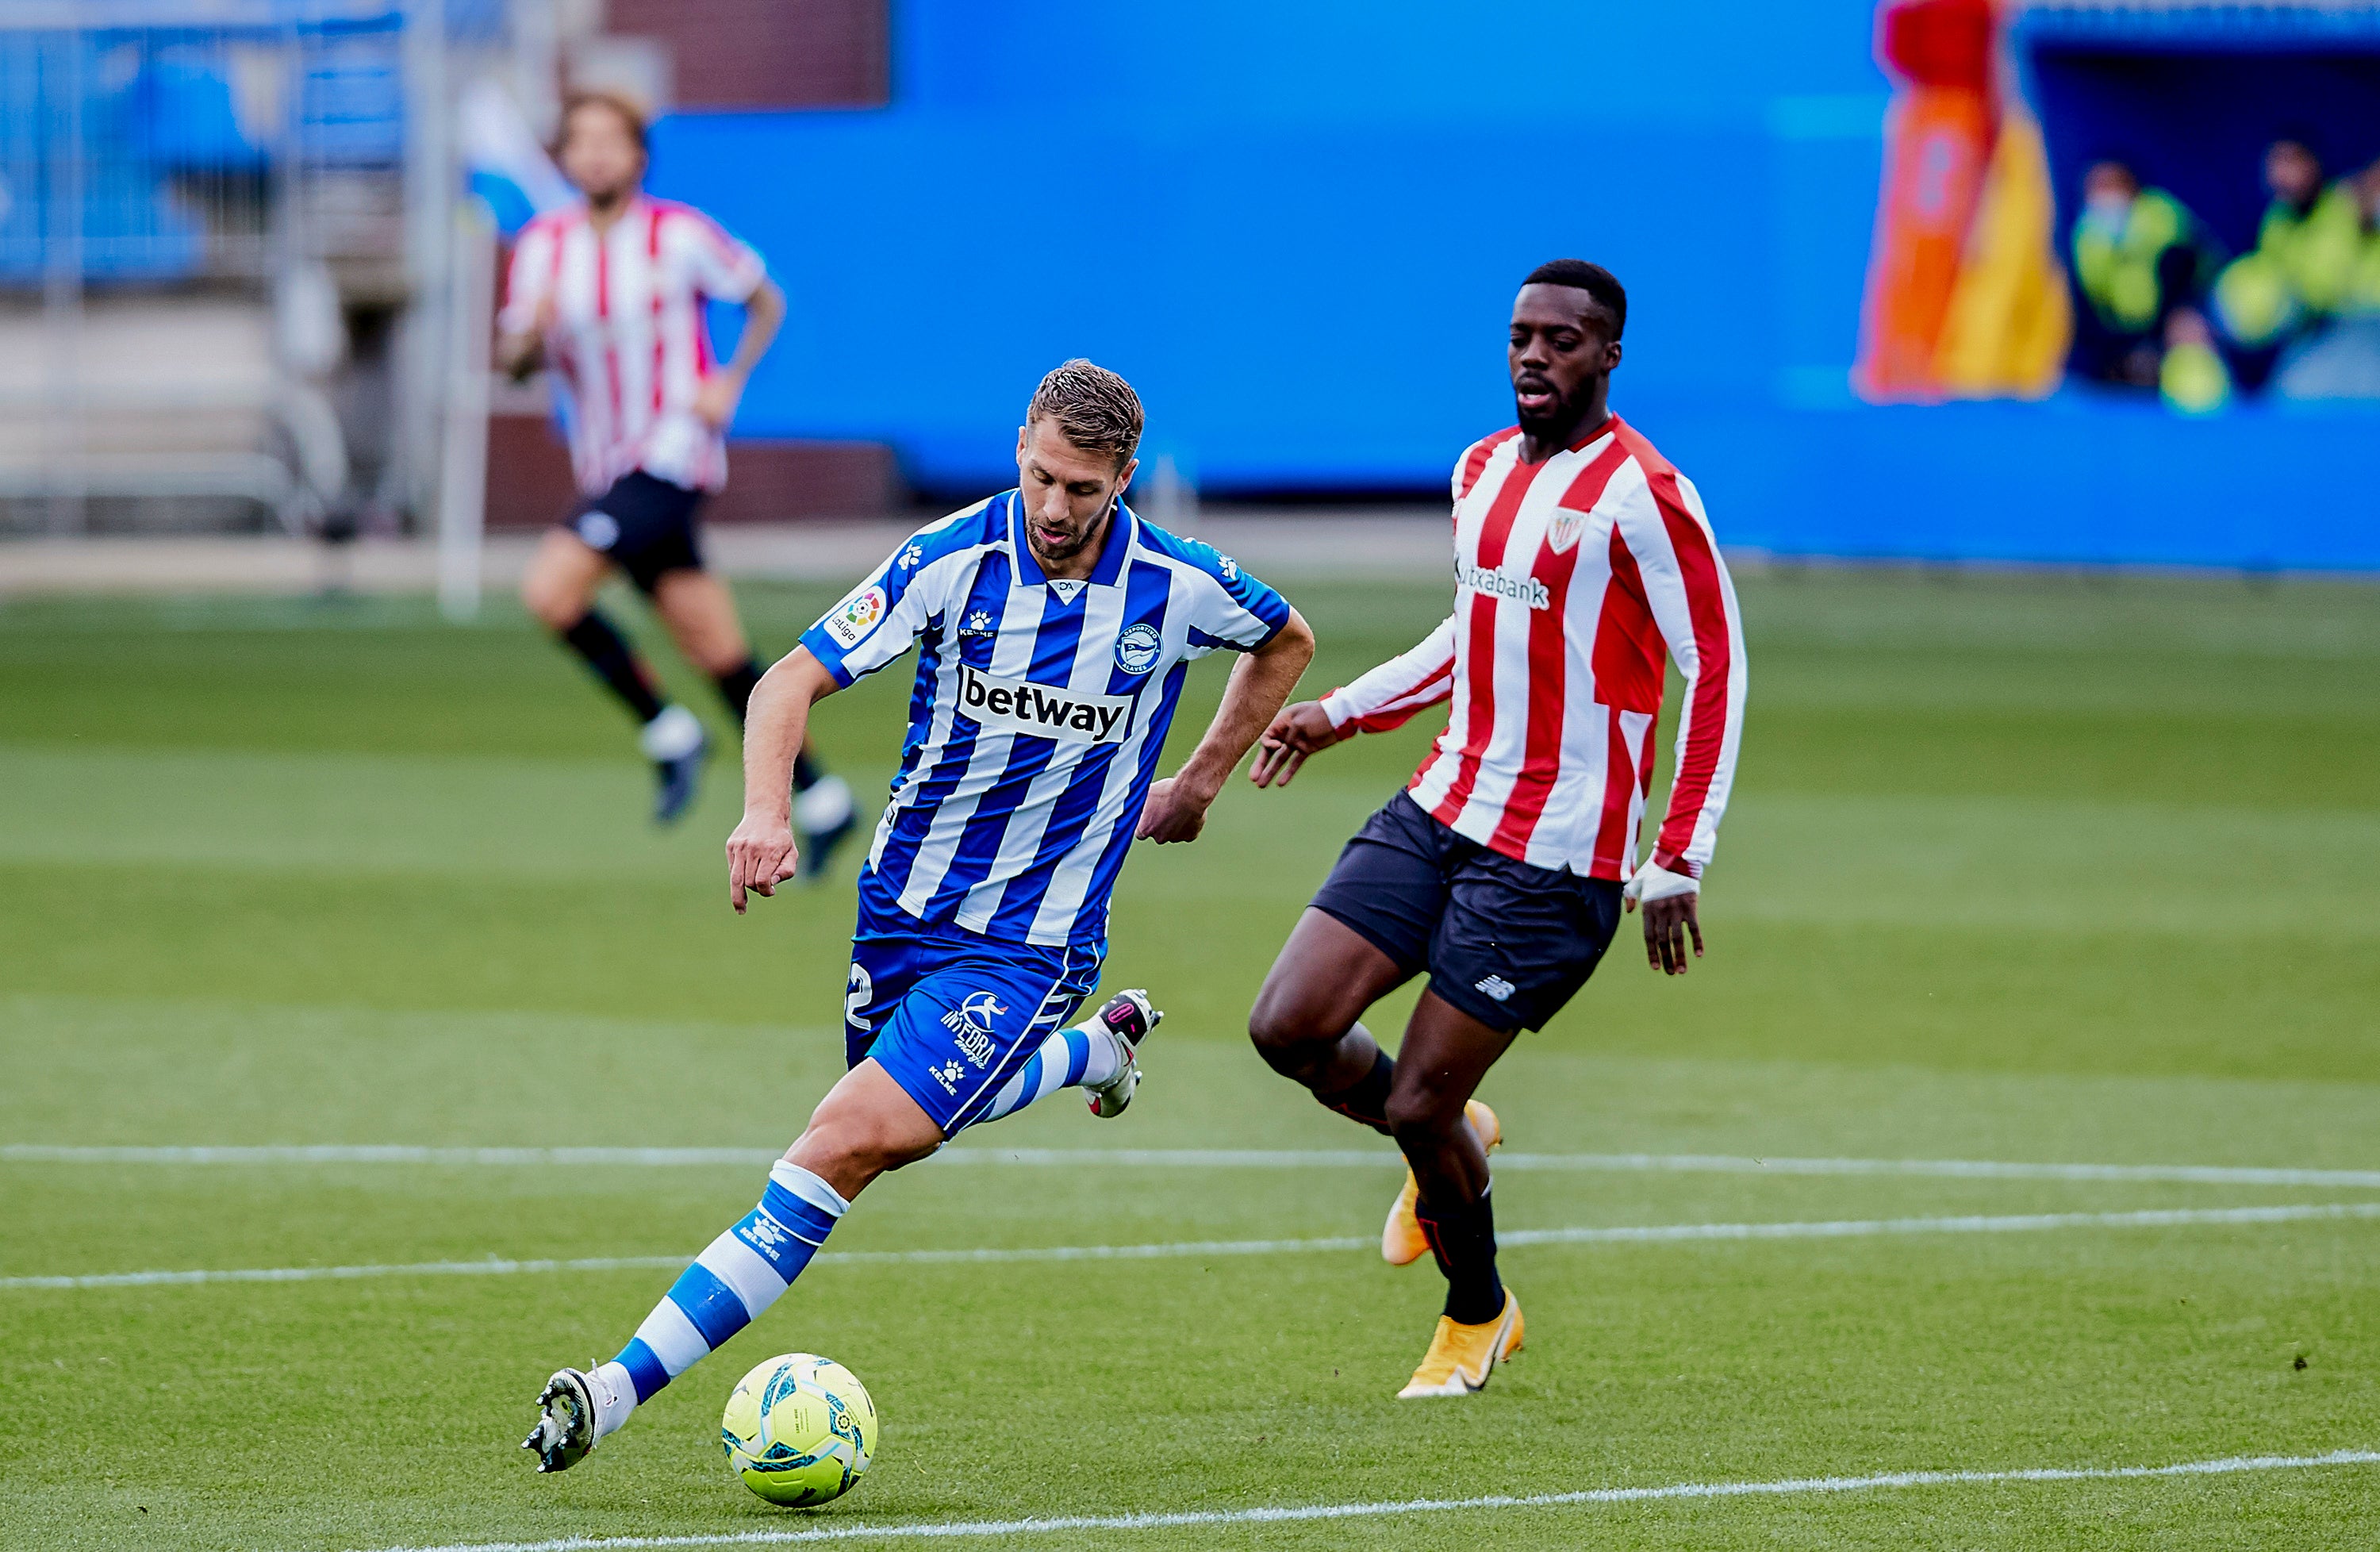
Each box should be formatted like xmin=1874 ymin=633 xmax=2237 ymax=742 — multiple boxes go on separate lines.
xmin=1320 ymin=417 xmax=1746 ymax=881
xmin=498 ymin=196 xmax=767 ymax=496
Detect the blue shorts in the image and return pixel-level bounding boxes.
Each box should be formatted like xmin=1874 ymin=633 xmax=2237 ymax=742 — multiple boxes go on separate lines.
xmin=844 ymin=925 xmax=1103 ymax=1136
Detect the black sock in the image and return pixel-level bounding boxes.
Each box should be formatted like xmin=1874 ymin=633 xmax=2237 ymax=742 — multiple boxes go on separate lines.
xmin=1314 ymin=1048 xmax=1395 ymax=1136
xmin=714 ymin=658 xmax=764 ymax=727
xmin=559 ymin=611 xmax=664 ymax=724
xmin=792 ymin=749 xmax=821 ymax=793
xmin=1415 ymin=1186 xmax=1505 ymax=1324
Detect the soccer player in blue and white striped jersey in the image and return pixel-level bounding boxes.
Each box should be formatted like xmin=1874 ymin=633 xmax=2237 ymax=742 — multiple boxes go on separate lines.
xmin=524 ymin=361 xmax=1315 ymax=1471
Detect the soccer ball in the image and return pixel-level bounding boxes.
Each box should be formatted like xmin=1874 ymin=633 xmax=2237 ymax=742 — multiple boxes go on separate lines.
xmin=720 ymin=1353 xmax=878 ymax=1507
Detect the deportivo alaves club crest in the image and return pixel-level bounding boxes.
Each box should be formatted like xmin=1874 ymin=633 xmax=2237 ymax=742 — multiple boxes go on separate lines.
xmin=1114 ymin=623 xmax=1162 ymax=676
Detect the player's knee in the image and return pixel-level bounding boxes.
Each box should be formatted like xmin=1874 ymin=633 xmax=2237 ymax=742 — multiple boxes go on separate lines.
xmin=781 ymin=1129 xmax=915 ymax=1201
xmin=1246 ymin=993 xmax=1334 ymax=1071
xmin=520 ymin=570 xmax=578 ymax=630
xmin=1383 ymin=1083 xmax=1464 ymax=1139
xmin=789 ymin=1097 xmax=938 ymax=1185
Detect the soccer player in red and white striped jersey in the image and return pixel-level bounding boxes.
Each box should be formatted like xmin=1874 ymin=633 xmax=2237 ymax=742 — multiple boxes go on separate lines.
xmin=497 ymin=90 xmax=852 ymax=852
xmin=1245 ymin=259 xmax=1746 ymax=1398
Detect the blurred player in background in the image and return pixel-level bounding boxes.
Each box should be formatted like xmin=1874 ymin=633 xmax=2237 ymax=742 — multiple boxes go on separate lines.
xmin=497 ymin=90 xmax=855 ymax=857
xmin=524 ymin=362 xmax=1317 ymax=1472
xmin=1246 ymin=261 xmax=1747 ymax=1398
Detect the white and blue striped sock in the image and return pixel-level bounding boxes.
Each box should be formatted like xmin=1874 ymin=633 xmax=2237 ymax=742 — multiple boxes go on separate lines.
xmin=973 ymin=1020 xmax=1127 ymax=1126
xmin=591 ymin=1160 xmax=849 ymax=1437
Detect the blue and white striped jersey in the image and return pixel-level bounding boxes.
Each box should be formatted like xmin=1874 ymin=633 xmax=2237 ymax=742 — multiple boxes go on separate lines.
xmin=799 ymin=491 xmax=1292 ymax=952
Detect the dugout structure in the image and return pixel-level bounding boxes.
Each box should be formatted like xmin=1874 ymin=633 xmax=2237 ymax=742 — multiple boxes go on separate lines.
xmin=2017 ymin=2 xmax=2380 ymax=263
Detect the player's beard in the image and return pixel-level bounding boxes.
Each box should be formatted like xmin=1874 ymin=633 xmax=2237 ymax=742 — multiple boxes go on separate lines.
xmin=1027 ymin=503 xmax=1111 ymax=567
xmin=584 ymin=180 xmax=636 ymax=217
xmin=1514 ymin=378 xmax=1591 ymax=441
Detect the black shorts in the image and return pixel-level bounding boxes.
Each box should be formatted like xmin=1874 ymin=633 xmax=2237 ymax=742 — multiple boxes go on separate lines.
xmin=1310 ymin=790 xmax=1622 ymax=1034
xmin=562 ymin=471 xmax=707 ymax=594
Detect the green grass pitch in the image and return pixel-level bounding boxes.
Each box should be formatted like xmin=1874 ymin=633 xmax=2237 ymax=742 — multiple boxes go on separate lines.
xmin=2 ymin=567 xmax=2378 ymax=1550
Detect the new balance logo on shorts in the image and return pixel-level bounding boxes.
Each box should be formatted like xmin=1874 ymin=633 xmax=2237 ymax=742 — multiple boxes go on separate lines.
xmin=1473 ymin=974 xmax=1517 ymax=1002
xmin=956 ymin=663 xmax=1130 ymax=744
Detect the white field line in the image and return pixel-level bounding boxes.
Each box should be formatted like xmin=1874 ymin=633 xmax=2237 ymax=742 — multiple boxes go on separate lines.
xmin=11 ymin=1200 xmax=2380 ymax=1293
xmin=11 ymin=1141 xmax=2380 ymax=1189
xmin=355 ymin=1449 xmax=2380 ymax=1551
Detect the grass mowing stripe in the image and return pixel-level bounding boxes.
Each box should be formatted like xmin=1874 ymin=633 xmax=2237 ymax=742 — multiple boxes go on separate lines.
xmin=0 ymin=1144 xmax=786 ymax=1166
xmin=0 ymin=1254 xmax=693 ymax=1290
xmin=353 ymin=1449 xmax=2380 ymax=1551
xmin=13 ymin=1143 xmax=2380 ymax=1189
xmin=15 ymin=1202 xmax=2380 ymax=1292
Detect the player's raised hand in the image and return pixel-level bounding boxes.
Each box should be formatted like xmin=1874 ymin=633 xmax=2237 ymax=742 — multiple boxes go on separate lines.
xmin=726 ymin=811 xmax=800 ymax=912
xmin=1249 ymin=701 xmax=1348 ymax=789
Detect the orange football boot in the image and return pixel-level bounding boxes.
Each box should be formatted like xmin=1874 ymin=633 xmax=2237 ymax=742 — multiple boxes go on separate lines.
xmin=1396 ymin=1290 xmax=1524 ymax=1398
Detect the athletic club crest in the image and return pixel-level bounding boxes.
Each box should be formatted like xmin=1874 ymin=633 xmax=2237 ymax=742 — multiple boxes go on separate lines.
xmin=1546 ymin=508 xmax=1587 ymax=555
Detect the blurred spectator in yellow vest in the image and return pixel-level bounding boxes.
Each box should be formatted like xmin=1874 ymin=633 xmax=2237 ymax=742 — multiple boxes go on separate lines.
xmin=2159 ymin=309 xmax=2229 ymax=415
xmin=2212 ymin=140 xmax=2363 ymax=351
xmin=2070 ymin=160 xmax=2221 ymax=390
xmin=2351 ymin=162 xmax=2380 ymax=315
xmin=2266 ymin=158 xmax=2380 ymax=401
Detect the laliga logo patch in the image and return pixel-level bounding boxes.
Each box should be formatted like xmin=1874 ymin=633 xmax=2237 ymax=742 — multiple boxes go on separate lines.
xmin=1113 ymin=623 xmax=1162 ymax=676
xmin=823 ymin=586 xmax=887 ymax=649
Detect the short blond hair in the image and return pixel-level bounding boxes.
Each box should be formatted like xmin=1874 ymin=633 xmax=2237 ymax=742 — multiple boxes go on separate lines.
xmin=1028 ymin=359 xmax=1142 ymax=467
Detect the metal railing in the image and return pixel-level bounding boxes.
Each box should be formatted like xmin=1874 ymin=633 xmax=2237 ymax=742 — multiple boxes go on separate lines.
xmin=0 ymin=2 xmax=516 ymax=537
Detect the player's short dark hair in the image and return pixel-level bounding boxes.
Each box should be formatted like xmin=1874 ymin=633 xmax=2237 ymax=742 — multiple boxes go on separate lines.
xmin=1027 ymin=359 xmax=1143 ymax=467
xmin=1522 ymin=259 xmax=1626 ymax=340
xmin=559 ymin=89 xmax=651 ymax=156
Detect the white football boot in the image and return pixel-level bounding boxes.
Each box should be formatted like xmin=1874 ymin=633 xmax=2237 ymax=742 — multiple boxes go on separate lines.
xmin=521 ymin=1367 xmax=599 ymax=1473
xmin=1081 ymin=989 xmax=1163 ymax=1118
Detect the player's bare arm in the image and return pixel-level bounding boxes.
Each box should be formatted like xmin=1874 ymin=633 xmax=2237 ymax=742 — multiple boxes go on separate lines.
xmin=726 ymin=647 xmax=839 ymax=912
xmin=693 ymin=278 xmax=785 ymax=429
xmin=1138 ymin=608 xmax=1316 ymax=842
